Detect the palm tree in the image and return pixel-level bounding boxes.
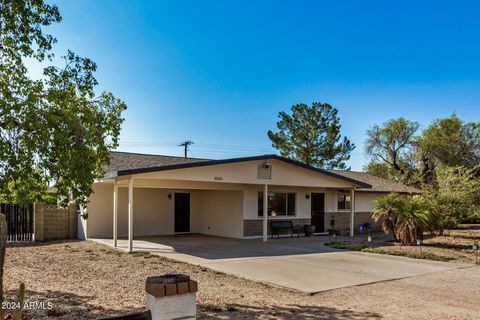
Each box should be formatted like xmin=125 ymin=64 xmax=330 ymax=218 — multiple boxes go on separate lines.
xmin=394 ymin=198 xmax=430 ymax=245
xmin=372 ymin=193 xmax=403 ymax=242
xmin=373 ymin=194 xmax=430 ymax=245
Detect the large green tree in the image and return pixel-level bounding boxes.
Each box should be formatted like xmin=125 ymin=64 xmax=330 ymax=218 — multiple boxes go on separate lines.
xmin=267 ymin=102 xmax=354 ymax=169
xmin=365 ymin=118 xmax=419 ymax=184
xmin=0 ymin=0 xmax=126 ymax=311
xmin=415 ymin=114 xmax=480 ymax=169
xmin=0 ymin=0 xmax=126 ymax=207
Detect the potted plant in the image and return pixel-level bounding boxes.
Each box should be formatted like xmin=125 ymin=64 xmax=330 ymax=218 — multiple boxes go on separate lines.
xmin=304 ymin=224 xmax=316 ymax=237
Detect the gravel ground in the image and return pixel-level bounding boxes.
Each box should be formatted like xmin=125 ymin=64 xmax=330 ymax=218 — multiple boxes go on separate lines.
xmin=338 ymin=224 xmax=480 ymax=263
xmin=4 ymin=239 xmax=480 ymax=319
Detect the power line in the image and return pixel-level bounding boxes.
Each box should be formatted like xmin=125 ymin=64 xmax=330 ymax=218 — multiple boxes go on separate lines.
xmin=120 ymin=140 xmax=368 ymax=157
xmin=178 ymin=140 xmax=194 ymax=158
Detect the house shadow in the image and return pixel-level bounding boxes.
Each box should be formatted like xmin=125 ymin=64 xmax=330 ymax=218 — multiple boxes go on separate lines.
xmin=3 ymin=288 xmax=145 ymax=320
xmin=199 ymin=303 xmax=383 ymax=319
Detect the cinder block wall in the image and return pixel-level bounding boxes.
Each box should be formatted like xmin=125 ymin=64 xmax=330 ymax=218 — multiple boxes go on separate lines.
xmin=34 ymin=203 xmax=78 ymax=241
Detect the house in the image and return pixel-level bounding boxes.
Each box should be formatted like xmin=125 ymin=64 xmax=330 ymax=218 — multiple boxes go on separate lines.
xmin=80 ymin=151 xmax=418 ymax=251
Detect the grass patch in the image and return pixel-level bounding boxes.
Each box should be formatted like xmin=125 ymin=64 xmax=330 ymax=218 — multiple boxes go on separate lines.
xmin=324 ymin=241 xmax=347 ymax=249
xmin=360 ymin=247 xmax=455 ymax=262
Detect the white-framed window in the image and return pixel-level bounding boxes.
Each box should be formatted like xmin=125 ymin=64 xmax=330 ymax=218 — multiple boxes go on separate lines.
xmin=258 ymin=192 xmax=295 ymax=217
xmin=337 ymin=193 xmax=351 ymax=210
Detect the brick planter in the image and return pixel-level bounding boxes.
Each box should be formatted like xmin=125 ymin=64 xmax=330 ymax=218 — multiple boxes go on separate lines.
xmin=145 ymin=274 xmax=197 ymax=320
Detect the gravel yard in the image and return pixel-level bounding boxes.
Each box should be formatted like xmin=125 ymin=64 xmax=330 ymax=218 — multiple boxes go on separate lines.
xmin=330 ymin=224 xmax=480 ymax=263
xmin=4 ymin=239 xmax=480 ymax=319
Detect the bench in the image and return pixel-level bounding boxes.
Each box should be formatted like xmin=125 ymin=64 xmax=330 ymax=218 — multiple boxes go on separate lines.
xmin=270 ymin=220 xmax=300 ymax=239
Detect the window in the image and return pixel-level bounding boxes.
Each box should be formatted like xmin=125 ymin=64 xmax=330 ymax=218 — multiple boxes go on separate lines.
xmin=258 ymin=192 xmax=295 ymax=216
xmin=337 ymin=193 xmax=351 ymax=210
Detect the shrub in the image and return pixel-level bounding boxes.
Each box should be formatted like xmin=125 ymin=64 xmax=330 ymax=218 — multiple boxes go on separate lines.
xmin=422 ymin=165 xmax=480 ymax=232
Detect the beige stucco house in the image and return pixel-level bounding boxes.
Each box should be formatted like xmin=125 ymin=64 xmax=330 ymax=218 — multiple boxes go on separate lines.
xmin=80 ymin=151 xmax=418 ymax=251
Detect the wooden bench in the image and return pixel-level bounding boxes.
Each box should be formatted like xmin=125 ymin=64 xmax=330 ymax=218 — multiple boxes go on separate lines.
xmin=270 ymin=220 xmax=300 ymax=239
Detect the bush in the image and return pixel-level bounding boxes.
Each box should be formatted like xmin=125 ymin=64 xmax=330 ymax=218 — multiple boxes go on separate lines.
xmin=422 ymin=165 xmax=480 ymax=232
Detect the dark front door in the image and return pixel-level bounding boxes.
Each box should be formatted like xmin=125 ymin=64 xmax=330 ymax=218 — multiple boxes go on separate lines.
xmin=311 ymin=193 xmax=325 ymax=233
xmin=174 ymin=193 xmax=190 ymax=233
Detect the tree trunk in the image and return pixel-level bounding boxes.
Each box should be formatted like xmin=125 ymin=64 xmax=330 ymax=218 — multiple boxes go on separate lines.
xmin=0 ymin=214 xmax=7 ymax=320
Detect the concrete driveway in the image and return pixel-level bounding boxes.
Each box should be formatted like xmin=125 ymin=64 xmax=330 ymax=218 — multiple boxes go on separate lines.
xmin=92 ymin=235 xmax=465 ymax=294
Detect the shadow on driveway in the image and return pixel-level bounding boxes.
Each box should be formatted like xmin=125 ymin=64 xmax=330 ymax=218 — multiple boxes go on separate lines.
xmin=112 ymin=234 xmax=339 ymax=260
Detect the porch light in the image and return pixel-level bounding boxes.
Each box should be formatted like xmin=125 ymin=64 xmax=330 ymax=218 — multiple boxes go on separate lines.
xmin=305 ymin=193 xmax=310 ymax=200
xmin=264 ymin=161 xmax=271 ymax=169
xmin=167 ymin=193 xmax=172 ymax=199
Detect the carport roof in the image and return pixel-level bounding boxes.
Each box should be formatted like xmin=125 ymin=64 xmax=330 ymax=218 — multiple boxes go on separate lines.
xmin=103 ymin=151 xmax=372 ymax=188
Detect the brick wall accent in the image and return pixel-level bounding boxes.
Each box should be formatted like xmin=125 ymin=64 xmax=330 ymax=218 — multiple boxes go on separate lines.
xmin=326 ymin=211 xmax=382 ymax=235
xmin=34 ymin=203 xmax=78 ymax=241
xmin=243 ymin=218 xmax=311 ymax=237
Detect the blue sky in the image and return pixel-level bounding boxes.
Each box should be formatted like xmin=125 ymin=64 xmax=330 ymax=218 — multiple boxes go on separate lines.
xmin=39 ymin=0 xmax=480 ymax=170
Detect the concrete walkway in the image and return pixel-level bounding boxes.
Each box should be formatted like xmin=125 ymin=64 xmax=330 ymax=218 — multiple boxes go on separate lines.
xmin=91 ymin=235 xmax=466 ymax=293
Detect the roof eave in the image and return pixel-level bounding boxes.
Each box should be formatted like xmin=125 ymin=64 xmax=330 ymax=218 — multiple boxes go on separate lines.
xmin=101 ymin=154 xmax=371 ymax=189
xmin=102 ymin=171 xmax=119 ymax=180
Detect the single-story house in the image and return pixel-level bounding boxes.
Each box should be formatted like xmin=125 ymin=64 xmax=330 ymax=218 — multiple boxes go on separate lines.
xmin=80 ymin=151 xmax=418 ymax=251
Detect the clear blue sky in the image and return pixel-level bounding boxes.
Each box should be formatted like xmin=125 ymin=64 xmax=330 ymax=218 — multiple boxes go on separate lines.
xmin=40 ymin=0 xmax=480 ymax=170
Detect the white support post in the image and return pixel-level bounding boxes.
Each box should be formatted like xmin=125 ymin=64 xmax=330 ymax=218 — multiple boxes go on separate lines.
xmin=263 ymin=184 xmax=268 ymax=242
xmin=128 ymin=177 xmax=134 ymax=252
xmin=350 ymin=188 xmax=355 ymax=237
xmin=113 ymin=180 xmax=118 ymax=247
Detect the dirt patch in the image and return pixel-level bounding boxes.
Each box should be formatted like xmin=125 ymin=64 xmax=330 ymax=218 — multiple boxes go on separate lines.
xmin=4 ymin=240 xmax=480 ymax=319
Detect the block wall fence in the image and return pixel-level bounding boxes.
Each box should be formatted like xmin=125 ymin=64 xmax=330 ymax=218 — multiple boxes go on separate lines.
xmin=34 ymin=203 xmax=78 ymax=241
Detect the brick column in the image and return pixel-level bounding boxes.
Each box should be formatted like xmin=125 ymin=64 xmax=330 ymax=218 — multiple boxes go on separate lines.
xmin=34 ymin=203 xmax=45 ymax=242
xmin=145 ymin=274 xmax=197 ymax=320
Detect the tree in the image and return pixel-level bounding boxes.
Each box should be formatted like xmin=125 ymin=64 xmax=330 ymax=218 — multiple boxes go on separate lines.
xmin=372 ymin=193 xmax=403 ymax=242
xmin=267 ymin=102 xmax=354 ymax=169
xmin=0 ymin=0 xmax=126 ymax=207
xmin=372 ymin=193 xmax=430 ymax=245
xmin=415 ymin=114 xmax=480 ymax=170
xmin=365 ymin=118 xmax=419 ymax=184
xmin=0 ymin=0 xmax=126 ymax=310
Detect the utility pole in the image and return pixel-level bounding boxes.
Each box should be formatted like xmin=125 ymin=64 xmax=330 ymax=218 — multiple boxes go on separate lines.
xmin=179 ymin=140 xmax=194 ymax=158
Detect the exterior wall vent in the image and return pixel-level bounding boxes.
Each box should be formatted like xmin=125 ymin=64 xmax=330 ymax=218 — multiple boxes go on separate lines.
xmin=257 ymin=163 xmax=272 ymax=179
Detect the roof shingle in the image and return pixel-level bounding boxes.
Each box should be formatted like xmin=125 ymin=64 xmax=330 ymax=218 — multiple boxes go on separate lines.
xmin=328 ymin=170 xmax=420 ymax=194
xmin=103 ymin=151 xmax=209 ymax=173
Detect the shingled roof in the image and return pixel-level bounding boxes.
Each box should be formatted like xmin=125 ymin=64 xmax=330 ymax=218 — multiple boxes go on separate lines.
xmin=103 ymin=151 xmax=209 ymax=173
xmin=328 ymin=170 xmax=420 ymax=194
xmin=104 ymin=151 xmax=418 ymax=193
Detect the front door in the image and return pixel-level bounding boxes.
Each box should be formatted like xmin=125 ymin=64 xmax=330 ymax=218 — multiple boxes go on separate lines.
xmin=174 ymin=193 xmax=190 ymax=233
xmin=311 ymin=193 xmax=325 ymax=233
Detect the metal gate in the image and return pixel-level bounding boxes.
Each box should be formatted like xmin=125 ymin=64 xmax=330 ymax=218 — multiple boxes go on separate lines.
xmin=0 ymin=204 xmax=34 ymax=241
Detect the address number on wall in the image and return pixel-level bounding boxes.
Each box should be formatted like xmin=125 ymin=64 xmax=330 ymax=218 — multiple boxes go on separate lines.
xmin=214 ymin=176 xmax=223 ymax=181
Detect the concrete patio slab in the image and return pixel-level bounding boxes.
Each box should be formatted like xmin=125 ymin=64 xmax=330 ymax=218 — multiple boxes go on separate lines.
xmin=91 ymin=235 xmax=466 ymax=293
